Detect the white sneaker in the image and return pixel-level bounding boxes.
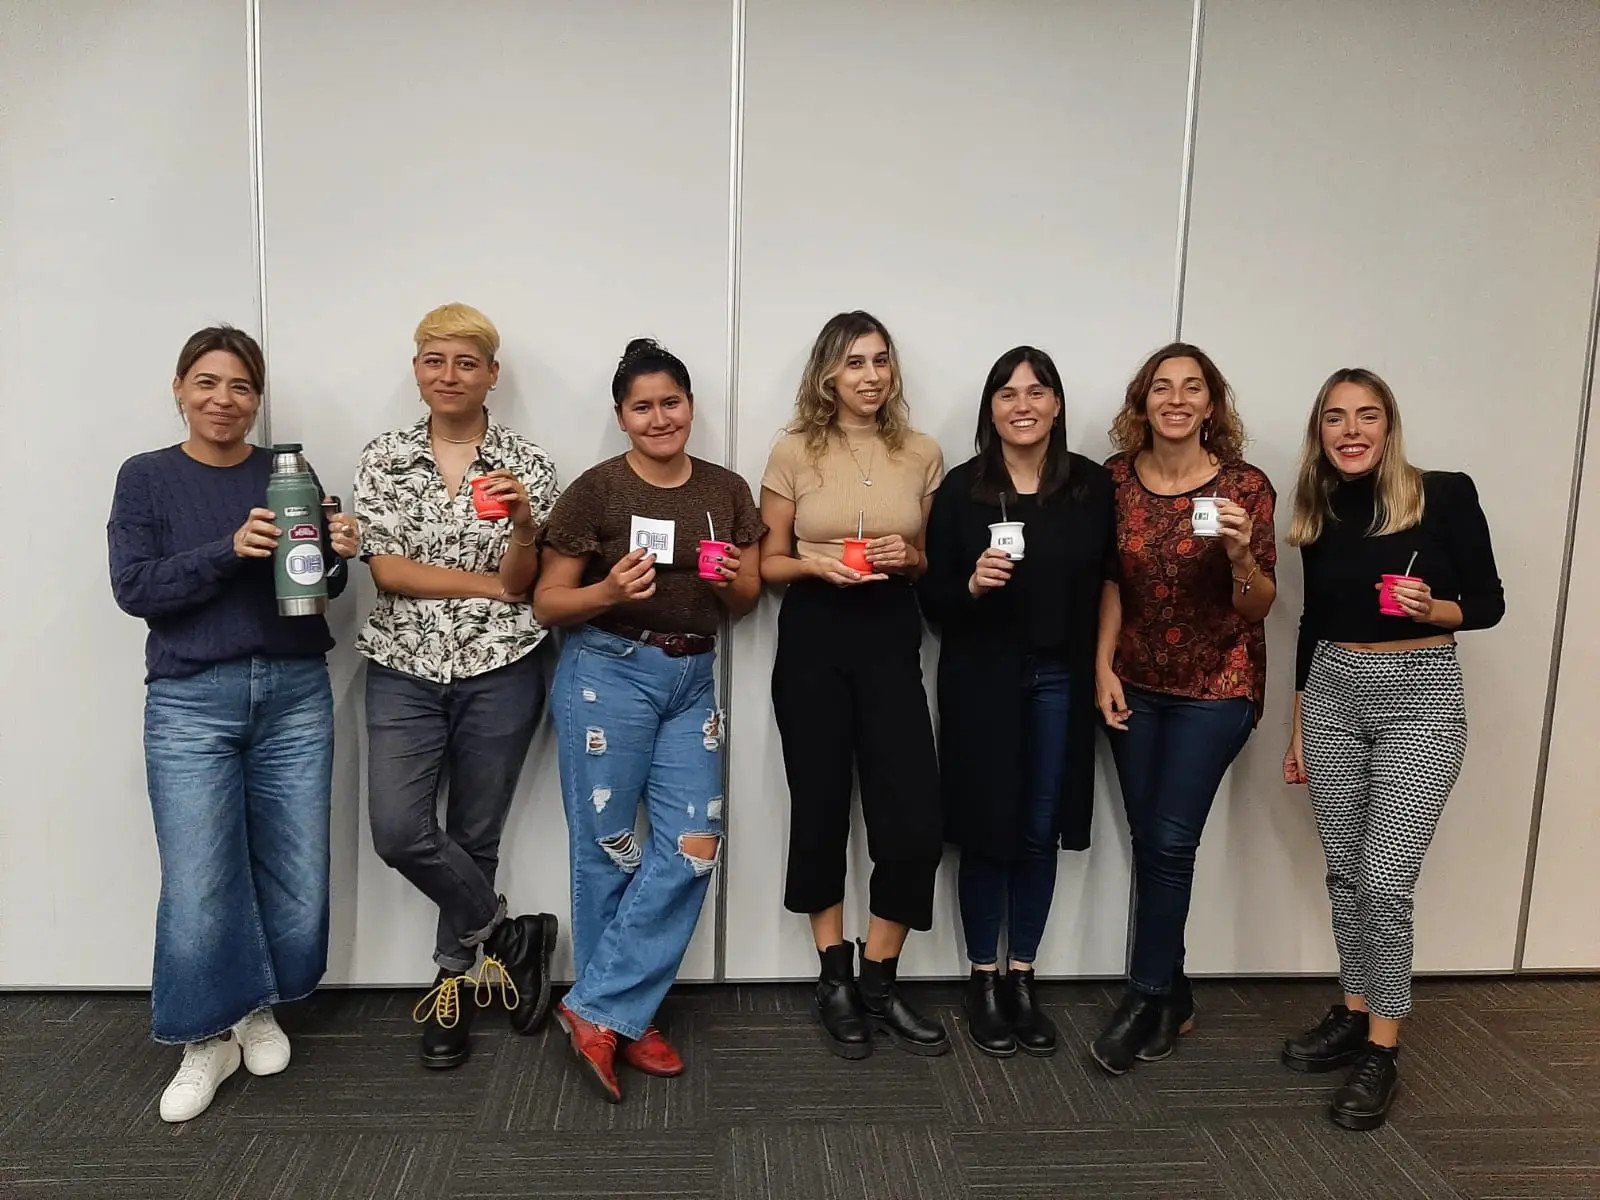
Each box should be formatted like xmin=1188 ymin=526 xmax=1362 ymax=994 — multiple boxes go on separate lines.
xmin=234 ymin=1008 xmax=291 ymax=1076
xmin=159 ymin=1035 xmax=242 ymax=1123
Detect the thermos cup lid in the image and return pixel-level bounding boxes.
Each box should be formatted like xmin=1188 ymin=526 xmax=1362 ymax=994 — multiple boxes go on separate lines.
xmin=271 ymin=442 xmax=304 ymax=453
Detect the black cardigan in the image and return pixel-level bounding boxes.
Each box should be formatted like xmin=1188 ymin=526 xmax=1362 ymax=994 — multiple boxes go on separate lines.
xmin=918 ymin=453 xmax=1117 ymax=857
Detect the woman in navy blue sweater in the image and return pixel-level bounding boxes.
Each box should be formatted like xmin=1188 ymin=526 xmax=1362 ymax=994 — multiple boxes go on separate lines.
xmin=107 ymin=327 xmax=359 ymax=1123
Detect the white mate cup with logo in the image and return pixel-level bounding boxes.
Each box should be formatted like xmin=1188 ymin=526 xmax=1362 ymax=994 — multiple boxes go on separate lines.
xmin=988 ymin=521 xmax=1026 ymax=561
xmin=1190 ymin=496 xmax=1220 ymax=538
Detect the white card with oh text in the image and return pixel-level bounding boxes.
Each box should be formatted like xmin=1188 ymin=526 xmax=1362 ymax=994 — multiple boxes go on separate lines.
xmin=629 ymin=515 xmax=676 ymax=565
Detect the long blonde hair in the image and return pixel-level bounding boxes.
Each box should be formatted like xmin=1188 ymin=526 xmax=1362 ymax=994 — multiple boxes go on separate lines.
xmin=1288 ymin=367 xmax=1424 ymax=546
xmin=788 ymin=310 xmax=912 ymax=460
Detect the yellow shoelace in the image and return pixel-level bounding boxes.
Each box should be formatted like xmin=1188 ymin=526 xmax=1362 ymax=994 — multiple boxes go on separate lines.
xmin=471 ymin=955 xmax=521 ymax=1012
xmin=412 ymin=974 xmax=466 ymax=1028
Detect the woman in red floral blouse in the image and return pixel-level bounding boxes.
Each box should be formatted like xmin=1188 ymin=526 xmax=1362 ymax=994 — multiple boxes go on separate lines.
xmin=1089 ymin=342 xmax=1278 ymax=1075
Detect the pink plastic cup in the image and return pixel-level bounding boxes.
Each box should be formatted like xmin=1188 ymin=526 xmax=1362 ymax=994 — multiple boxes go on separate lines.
xmin=469 ymin=476 xmax=510 ymax=520
xmin=698 ymin=539 xmax=733 ymax=582
xmin=1379 ymin=574 xmax=1422 ymax=616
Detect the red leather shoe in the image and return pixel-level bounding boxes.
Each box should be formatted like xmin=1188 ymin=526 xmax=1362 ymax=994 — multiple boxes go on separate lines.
xmin=621 ymin=1026 xmax=685 ymax=1077
xmin=556 ymin=1002 xmax=622 ymax=1103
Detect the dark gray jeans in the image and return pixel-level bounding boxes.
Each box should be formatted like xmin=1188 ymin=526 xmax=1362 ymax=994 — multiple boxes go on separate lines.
xmin=365 ymin=651 xmax=546 ymax=972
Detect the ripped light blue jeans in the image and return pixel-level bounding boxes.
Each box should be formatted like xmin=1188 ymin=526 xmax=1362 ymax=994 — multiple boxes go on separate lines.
xmin=552 ymin=624 xmax=724 ymax=1039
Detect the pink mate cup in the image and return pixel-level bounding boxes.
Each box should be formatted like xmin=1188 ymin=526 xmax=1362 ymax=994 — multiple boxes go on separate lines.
xmin=469 ymin=476 xmax=510 ymax=520
xmin=1378 ymin=574 xmax=1421 ymax=616
xmin=698 ymin=539 xmax=732 ymax=581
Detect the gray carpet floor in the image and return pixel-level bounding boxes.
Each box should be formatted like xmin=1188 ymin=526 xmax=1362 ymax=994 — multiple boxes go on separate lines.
xmin=1 ymin=977 xmax=1596 ymax=1199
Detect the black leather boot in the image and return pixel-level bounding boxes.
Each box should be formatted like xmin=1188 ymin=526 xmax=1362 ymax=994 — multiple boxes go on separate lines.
xmin=1330 ymin=1042 xmax=1400 ymax=1131
xmin=814 ymin=943 xmax=872 ymax=1060
xmin=1282 ymin=1004 xmax=1370 ymax=1073
xmin=857 ymin=942 xmax=950 ymax=1057
xmin=481 ymin=909 xmax=559 ymax=1035
xmin=1090 ymin=988 xmax=1161 ymax=1076
xmin=964 ymin=969 xmax=1016 ymax=1058
xmin=1008 ymin=967 xmax=1058 ymax=1056
xmin=416 ymin=969 xmax=473 ymax=1070
xmin=1137 ymin=972 xmax=1194 ymax=1062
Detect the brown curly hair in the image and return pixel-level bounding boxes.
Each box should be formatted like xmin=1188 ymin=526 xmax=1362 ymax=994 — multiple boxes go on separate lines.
xmin=1109 ymin=342 xmax=1248 ymax=462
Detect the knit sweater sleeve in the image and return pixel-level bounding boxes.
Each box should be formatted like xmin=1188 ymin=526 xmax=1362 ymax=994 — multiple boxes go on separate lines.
xmin=107 ymin=455 xmax=243 ymax=618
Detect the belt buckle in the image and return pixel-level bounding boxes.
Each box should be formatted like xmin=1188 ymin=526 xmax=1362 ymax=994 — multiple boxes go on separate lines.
xmin=660 ymin=633 xmax=690 ymax=658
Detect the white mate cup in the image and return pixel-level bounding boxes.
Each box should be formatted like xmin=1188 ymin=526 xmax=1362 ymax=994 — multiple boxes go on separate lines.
xmin=1190 ymin=496 xmax=1220 ymax=538
xmin=988 ymin=521 xmax=1026 ymax=561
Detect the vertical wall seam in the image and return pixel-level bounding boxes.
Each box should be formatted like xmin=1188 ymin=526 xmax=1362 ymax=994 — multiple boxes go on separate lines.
xmin=1171 ymin=0 xmax=1206 ymax=340
xmin=245 ymin=0 xmax=271 ymax=445
xmin=1514 ymin=222 xmax=1600 ymax=971
xmin=1127 ymin=0 xmax=1209 ymax=978
xmin=713 ymin=0 xmax=748 ymax=984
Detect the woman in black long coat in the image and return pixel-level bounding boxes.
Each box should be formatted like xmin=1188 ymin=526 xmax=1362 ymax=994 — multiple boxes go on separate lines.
xmin=918 ymin=345 xmax=1117 ymax=1058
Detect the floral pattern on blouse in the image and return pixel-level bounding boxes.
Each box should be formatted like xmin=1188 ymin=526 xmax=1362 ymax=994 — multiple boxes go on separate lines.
xmin=354 ymin=414 xmax=560 ymax=683
xmin=1106 ymin=452 xmax=1277 ymax=718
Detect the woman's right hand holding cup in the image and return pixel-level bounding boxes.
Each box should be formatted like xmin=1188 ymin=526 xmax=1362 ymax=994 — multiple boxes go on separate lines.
xmin=604 ymin=547 xmax=656 ymax=605
xmin=810 ymin=555 xmax=887 ymax=587
xmin=233 ymin=508 xmax=281 ymax=559
xmin=968 ymin=547 xmax=1014 ymax=596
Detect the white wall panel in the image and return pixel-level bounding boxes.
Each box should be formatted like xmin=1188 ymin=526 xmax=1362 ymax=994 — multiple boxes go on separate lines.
xmin=258 ymin=0 xmax=735 ymax=984
xmin=725 ymin=0 xmax=1196 ymax=981
xmin=1524 ymin=335 xmax=1600 ymax=970
xmin=0 ymin=0 xmax=257 ymax=986
xmin=1180 ymin=0 xmax=1600 ymax=976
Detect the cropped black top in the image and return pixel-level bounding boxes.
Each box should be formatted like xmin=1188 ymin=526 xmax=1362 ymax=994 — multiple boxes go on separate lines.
xmin=1295 ymin=470 xmax=1504 ymax=690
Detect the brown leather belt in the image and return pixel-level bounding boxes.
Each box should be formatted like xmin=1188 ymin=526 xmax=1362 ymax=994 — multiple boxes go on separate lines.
xmin=602 ymin=623 xmax=716 ymax=658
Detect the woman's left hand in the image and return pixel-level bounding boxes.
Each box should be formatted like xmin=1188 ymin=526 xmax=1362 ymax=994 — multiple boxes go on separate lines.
xmin=864 ymin=534 xmax=915 ymax=572
xmin=1384 ymin=577 xmax=1436 ymax=622
xmin=706 ymin=543 xmax=741 ymax=588
xmin=479 ymin=469 xmax=533 ymax=528
xmin=327 ymin=508 xmax=361 ymax=559
xmin=1215 ymin=498 xmax=1254 ymax=565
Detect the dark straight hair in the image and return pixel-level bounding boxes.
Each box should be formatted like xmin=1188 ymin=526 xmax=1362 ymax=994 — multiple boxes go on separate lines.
xmin=970 ymin=345 xmax=1074 ymax=504
xmin=611 ymin=337 xmax=692 ymax=408
xmin=175 ymin=325 xmax=266 ymax=394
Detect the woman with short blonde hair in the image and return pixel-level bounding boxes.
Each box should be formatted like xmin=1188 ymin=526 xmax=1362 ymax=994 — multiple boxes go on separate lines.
xmin=355 ymin=302 xmax=561 ymax=1071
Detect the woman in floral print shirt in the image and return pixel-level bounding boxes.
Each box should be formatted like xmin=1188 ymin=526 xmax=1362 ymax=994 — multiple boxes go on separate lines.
xmin=1089 ymin=342 xmax=1278 ymax=1076
xmin=354 ymin=302 xmax=561 ymax=1071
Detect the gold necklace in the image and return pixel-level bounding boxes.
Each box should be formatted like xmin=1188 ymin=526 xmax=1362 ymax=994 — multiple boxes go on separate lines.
xmin=431 ymin=419 xmax=487 ymax=445
xmin=842 ymin=433 xmax=876 ymax=486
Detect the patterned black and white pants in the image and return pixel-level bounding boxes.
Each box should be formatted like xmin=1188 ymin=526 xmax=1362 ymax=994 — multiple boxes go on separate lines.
xmin=1300 ymin=642 xmax=1467 ymax=1020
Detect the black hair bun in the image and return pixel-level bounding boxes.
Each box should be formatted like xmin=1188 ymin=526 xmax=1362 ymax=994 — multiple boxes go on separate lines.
xmin=622 ymin=338 xmax=663 ymax=363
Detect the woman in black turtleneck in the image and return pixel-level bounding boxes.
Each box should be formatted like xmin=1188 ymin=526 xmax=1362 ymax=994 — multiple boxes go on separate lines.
xmin=1279 ymin=368 xmax=1503 ymax=1133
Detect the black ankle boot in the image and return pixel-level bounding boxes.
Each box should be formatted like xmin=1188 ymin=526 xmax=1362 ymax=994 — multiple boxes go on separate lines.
xmin=1330 ymin=1042 xmax=1400 ymax=1131
xmin=1090 ymin=988 xmax=1162 ymax=1075
xmin=1137 ymin=972 xmax=1194 ymax=1062
xmin=814 ymin=943 xmax=872 ymax=1060
xmin=856 ymin=942 xmax=950 ymax=1057
xmin=964 ymin=970 xmax=1016 ymax=1058
xmin=1282 ymin=1004 xmax=1370 ymax=1073
xmin=1008 ymin=968 xmax=1058 ymax=1056
xmin=416 ymin=969 xmax=473 ymax=1070
xmin=481 ymin=909 xmax=559 ymax=1035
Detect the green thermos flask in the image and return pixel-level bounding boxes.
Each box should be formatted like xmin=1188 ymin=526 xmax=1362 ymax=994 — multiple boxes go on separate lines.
xmin=267 ymin=443 xmax=329 ymax=617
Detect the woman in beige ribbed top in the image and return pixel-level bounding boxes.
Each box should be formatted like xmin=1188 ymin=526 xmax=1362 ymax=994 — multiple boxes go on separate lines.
xmin=759 ymin=310 xmax=951 ymax=1060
